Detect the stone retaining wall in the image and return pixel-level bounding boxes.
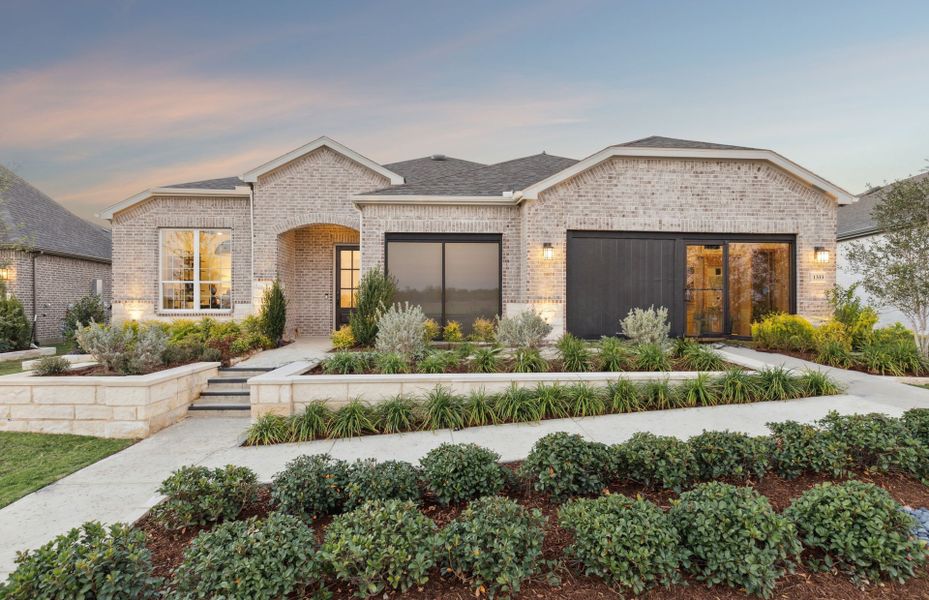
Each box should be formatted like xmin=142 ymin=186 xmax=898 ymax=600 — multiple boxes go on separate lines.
xmin=248 ymin=362 xmax=722 ymax=419
xmin=0 ymin=362 xmax=219 ymax=438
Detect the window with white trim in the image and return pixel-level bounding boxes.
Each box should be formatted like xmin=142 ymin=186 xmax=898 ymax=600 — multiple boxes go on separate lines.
xmin=160 ymin=229 xmax=232 ymax=311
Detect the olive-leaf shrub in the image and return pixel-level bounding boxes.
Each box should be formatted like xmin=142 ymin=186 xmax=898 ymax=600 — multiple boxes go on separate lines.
xmin=559 ymin=494 xmax=684 ymax=594
xmin=817 ymin=411 xmax=929 ymax=478
xmin=270 ymin=454 xmax=349 ymax=520
xmin=343 ymin=459 xmax=421 ymax=509
xmin=374 ymin=302 xmax=427 ymax=358
xmin=619 ymin=305 xmax=670 ymax=346
xmin=614 ymin=432 xmax=698 ymax=492
xmin=439 ymin=496 xmax=546 ymax=598
xmin=75 ymin=323 xmax=167 ymax=374
xmin=494 ymin=309 xmax=552 ymax=348
xmin=520 ymin=432 xmax=612 ymax=501
xmin=171 ymin=513 xmax=321 ymax=600
xmin=32 ymin=355 xmax=71 ymax=376
xmin=154 ymin=464 xmax=258 ymax=530
xmin=766 ymin=420 xmax=848 ymax=479
xmin=670 ymin=482 xmax=801 ymax=598
xmin=688 ymin=430 xmax=770 ymax=481
xmin=784 ymin=481 xmax=927 ymax=585
xmin=420 ymin=443 xmax=505 ymax=505
xmin=0 ymin=521 xmax=161 ymax=600
xmin=321 ymin=499 xmax=439 ymax=597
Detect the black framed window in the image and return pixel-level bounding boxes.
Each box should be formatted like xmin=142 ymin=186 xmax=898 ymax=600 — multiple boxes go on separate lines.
xmin=385 ymin=233 xmax=502 ymax=332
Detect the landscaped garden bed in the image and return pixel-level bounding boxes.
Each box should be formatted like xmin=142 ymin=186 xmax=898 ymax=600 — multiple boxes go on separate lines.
xmin=8 ymin=410 xmax=929 ymax=599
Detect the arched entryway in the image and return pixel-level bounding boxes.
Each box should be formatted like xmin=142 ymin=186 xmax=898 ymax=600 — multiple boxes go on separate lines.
xmin=276 ymin=223 xmax=359 ymax=337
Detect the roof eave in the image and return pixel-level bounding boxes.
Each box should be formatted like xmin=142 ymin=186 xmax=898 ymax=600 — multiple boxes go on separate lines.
xmin=518 ymin=146 xmax=857 ymax=205
xmin=96 ymin=186 xmax=252 ymax=220
xmin=240 ymin=136 xmax=405 ymax=184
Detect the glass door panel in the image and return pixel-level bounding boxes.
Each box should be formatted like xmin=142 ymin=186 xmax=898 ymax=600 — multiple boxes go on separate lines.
xmin=728 ymin=242 xmax=791 ymax=336
xmin=685 ymin=244 xmax=724 ymax=336
xmin=335 ymin=246 xmax=360 ymax=327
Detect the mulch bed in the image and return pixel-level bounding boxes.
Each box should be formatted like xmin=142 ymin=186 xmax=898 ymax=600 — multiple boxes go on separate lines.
xmin=137 ymin=467 xmax=929 ymax=599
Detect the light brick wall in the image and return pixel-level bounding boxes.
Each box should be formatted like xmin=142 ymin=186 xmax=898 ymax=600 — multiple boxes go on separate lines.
xmin=0 ymin=249 xmax=112 ymax=343
xmin=110 ymin=195 xmax=251 ymax=323
xmin=526 ymin=157 xmax=837 ymax=333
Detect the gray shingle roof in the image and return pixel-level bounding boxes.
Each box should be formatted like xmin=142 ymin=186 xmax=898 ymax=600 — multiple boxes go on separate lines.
xmin=0 ymin=165 xmax=111 ymax=262
xmin=165 ymin=176 xmax=244 ymax=190
xmin=838 ymin=171 xmax=929 ymax=240
xmin=617 ymin=135 xmax=759 ymax=150
xmin=384 ymin=156 xmax=485 ymax=183
xmin=364 ymin=153 xmax=579 ymax=196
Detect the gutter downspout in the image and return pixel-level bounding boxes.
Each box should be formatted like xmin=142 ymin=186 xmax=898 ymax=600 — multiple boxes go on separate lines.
xmin=249 ymin=183 xmax=255 ymax=312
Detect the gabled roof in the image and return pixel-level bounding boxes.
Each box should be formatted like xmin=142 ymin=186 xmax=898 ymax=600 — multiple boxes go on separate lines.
xmin=838 ymin=171 xmax=929 ymax=240
xmin=384 ymin=156 xmax=485 ymax=183
xmin=240 ymin=136 xmax=404 ymax=184
xmin=165 ymin=176 xmax=244 ymax=190
xmin=520 ymin=136 xmax=856 ymax=204
xmin=360 ymin=153 xmax=578 ymax=198
xmin=0 ymin=164 xmax=111 ymax=262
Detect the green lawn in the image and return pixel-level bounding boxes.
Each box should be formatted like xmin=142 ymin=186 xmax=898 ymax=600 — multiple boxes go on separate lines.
xmin=0 ymin=432 xmax=134 ymax=507
xmin=0 ymin=342 xmax=72 ymax=376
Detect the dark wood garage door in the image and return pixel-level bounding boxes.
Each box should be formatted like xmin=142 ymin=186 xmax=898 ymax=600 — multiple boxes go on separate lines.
xmin=566 ymin=231 xmax=682 ymax=338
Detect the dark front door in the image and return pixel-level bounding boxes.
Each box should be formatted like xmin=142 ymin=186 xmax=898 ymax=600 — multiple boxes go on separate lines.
xmin=335 ymin=245 xmax=360 ymax=328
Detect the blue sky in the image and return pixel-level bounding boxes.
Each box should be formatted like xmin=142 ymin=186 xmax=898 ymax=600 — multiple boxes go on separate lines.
xmin=1 ymin=0 xmax=928 ymax=221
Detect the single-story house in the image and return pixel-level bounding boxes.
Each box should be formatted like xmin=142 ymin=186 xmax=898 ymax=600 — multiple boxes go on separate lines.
xmin=837 ymin=171 xmax=929 ymax=328
xmin=99 ymin=135 xmax=854 ymax=340
xmin=0 ymin=165 xmax=112 ymax=343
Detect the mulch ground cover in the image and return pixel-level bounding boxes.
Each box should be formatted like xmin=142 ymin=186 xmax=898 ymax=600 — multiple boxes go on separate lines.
xmin=137 ymin=467 xmax=929 ymax=599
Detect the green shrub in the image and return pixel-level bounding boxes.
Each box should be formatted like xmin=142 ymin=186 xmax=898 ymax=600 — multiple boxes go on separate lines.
xmin=343 ymin=459 xmax=420 ymax=509
xmin=640 ymin=379 xmax=675 ymax=410
xmin=679 ymin=343 xmax=725 ymax=371
xmin=521 ymin=432 xmax=612 ymax=501
xmin=511 ymin=347 xmax=548 ymax=373
xmin=422 ymin=317 xmax=440 ymax=342
xmin=329 ymin=399 xmax=376 ymax=438
xmin=678 ymin=372 xmax=718 ymax=407
xmin=766 ymin=420 xmax=847 ymax=478
xmin=420 ymin=385 xmax=464 ymax=430
xmin=322 ymin=350 xmax=370 ymax=374
xmin=61 ymin=294 xmax=107 ymax=350
xmin=0 ymin=290 xmax=31 ymax=352
xmin=374 ymin=351 xmax=408 ymax=374
xmin=470 ymin=317 xmax=496 ymax=342
xmin=0 ymin=521 xmax=160 ymax=600
xmin=532 ymin=383 xmax=569 ymax=419
xmin=330 ymin=324 xmax=355 ymax=349
xmin=442 ymin=320 xmax=463 ymax=342
xmin=76 ymin=323 xmax=167 ymax=374
xmin=494 ymin=309 xmax=552 ymax=348
xmin=172 ymin=513 xmax=320 ymax=600
xmin=607 ymin=378 xmax=642 ymax=412
xmin=784 ymin=481 xmax=926 ymax=584
xmin=350 ymin=267 xmax=396 ymax=347
xmin=567 ymin=382 xmax=607 ymax=416
xmin=289 ymin=402 xmax=332 ymax=441
xmin=375 ymin=395 xmax=417 ymax=433
xmin=244 ymin=413 xmax=290 ymax=446
xmin=751 ymin=313 xmax=815 ymax=352
xmin=471 ymin=345 xmax=503 ymax=373
xmin=420 ymin=443 xmax=504 ymax=505
xmin=270 ymin=454 xmax=349 ymax=520
xmin=598 ymin=336 xmax=631 ymax=371
xmin=671 ymin=482 xmax=800 ymax=598
xmin=463 ymin=388 xmax=498 ymax=426
xmin=559 ymin=494 xmax=683 ymax=594
xmin=818 ymin=412 xmax=929 ymax=477
xmin=154 ymin=465 xmax=257 ymax=530
xmin=494 ymin=383 xmax=542 ymax=422
xmin=861 ymin=341 xmax=905 ymax=375
xmin=719 ymin=368 xmax=760 ymax=404
xmin=259 ymin=279 xmax=287 ymax=345
xmin=416 ymin=350 xmax=453 ymax=374
xmin=688 ymin=430 xmax=769 ymax=481
xmin=614 ymin=432 xmax=697 ymax=492
xmin=902 ymin=408 xmax=929 ymax=446
xmin=815 ymin=339 xmax=855 ymax=368
xmin=632 ymin=342 xmax=671 ymax=371
xmin=557 ymin=333 xmax=594 ymax=371
xmin=439 ymin=496 xmax=546 ymax=598
xmin=756 ymin=366 xmax=802 ymax=400
xmin=321 ymin=499 xmax=439 ymax=597
xmin=826 ymin=283 xmax=879 ymax=350
xmin=619 ymin=305 xmax=670 ymax=345
xmin=798 ymin=370 xmax=842 ymax=396
xmin=32 ymin=355 xmax=70 ymax=376
xmin=375 ymin=302 xmax=427 ymax=358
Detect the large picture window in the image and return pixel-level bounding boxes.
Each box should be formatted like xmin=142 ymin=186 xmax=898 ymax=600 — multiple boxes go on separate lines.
xmin=386 ymin=234 xmax=501 ymax=332
xmin=160 ymin=229 xmax=232 ymax=311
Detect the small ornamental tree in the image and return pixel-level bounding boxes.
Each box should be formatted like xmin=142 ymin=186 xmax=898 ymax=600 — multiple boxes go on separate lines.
xmin=846 ymin=173 xmax=929 ymax=356
xmin=61 ymin=294 xmax=107 ymax=350
xmin=350 ymin=267 xmax=396 ymax=347
xmin=260 ymin=279 xmax=287 ymax=345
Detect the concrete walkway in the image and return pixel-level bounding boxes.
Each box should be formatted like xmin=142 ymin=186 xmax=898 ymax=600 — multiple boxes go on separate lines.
xmin=3 ymin=346 xmax=929 ymax=580
xmin=236 ymin=336 xmax=330 ymax=368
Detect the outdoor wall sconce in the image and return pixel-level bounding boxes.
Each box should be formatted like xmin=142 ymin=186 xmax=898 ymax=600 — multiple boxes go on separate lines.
xmin=814 ymin=246 xmax=830 ymax=264
xmin=0 ymin=266 xmax=12 ymax=281
xmin=543 ymin=242 xmax=554 ymax=260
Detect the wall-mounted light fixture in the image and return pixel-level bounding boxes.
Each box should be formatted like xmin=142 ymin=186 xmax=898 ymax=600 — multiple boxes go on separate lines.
xmin=542 ymin=242 xmax=554 ymax=260
xmin=0 ymin=266 xmax=11 ymax=281
xmin=814 ymin=246 xmax=830 ymax=264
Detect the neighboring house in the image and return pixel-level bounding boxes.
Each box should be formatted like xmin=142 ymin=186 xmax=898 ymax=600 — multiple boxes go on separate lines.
xmin=99 ymin=135 xmax=854 ymax=340
xmin=0 ymin=165 xmax=112 ymax=343
xmin=836 ymin=171 xmax=929 ymax=328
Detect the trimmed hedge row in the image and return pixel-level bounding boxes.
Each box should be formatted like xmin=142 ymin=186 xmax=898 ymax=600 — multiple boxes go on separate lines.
xmin=245 ymin=367 xmax=842 ymax=445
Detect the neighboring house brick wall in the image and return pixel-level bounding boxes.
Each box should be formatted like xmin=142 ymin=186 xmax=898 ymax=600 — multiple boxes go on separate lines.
xmin=526 ymin=158 xmax=837 ymax=334
xmin=837 ymin=234 xmax=909 ymax=328
xmin=110 ymin=195 xmax=251 ymax=323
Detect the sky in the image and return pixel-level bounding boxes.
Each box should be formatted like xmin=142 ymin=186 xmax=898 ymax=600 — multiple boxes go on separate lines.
xmin=1 ymin=0 xmax=928 ymax=223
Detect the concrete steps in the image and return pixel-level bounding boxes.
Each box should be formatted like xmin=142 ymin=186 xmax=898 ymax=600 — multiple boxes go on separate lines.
xmin=188 ymin=366 xmax=272 ymax=417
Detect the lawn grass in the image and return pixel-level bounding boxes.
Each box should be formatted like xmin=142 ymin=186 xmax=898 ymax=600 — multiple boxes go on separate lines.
xmin=0 ymin=431 xmax=134 ymax=507
xmin=0 ymin=342 xmax=72 ymax=376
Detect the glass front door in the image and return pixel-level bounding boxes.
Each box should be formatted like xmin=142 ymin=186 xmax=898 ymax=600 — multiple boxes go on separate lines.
xmin=335 ymin=245 xmax=360 ymax=327
xmin=685 ymin=244 xmax=725 ymax=336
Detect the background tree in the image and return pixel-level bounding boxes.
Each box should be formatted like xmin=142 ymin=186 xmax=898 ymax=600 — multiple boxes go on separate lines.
xmin=847 ymin=172 xmax=929 ymax=356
